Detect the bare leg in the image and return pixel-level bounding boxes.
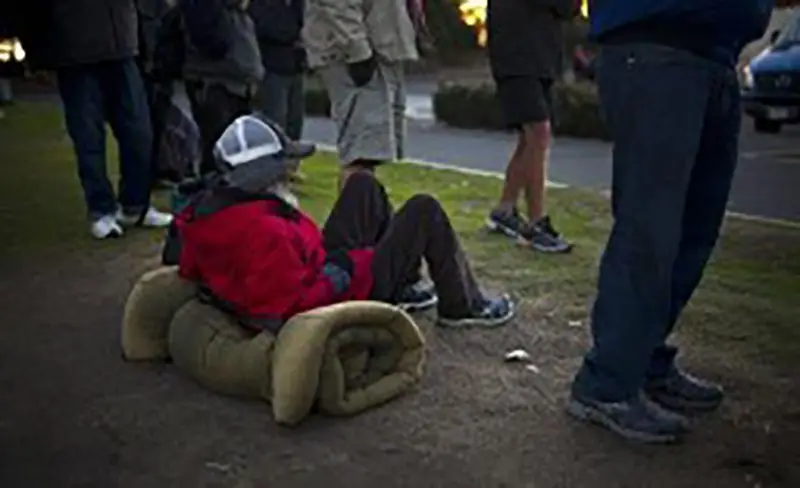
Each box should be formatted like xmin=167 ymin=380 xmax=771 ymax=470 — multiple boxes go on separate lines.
xmin=521 ymin=120 xmax=551 ymax=222
xmin=496 ymin=133 xmax=527 ymax=212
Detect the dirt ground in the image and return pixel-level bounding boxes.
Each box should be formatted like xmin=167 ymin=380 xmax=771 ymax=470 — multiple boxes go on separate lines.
xmin=0 ymin=235 xmax=798 ymax=488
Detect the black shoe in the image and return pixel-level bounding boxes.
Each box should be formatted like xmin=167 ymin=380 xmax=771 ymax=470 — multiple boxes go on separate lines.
xmin=567 ymin=392 xmax=690 ymax=444
xmin=523 ymin=216 xmax=573 ymax=254
xmin=485 ymin=207 xmax=528 ymax=238
xmin=645 ymin=369 xmax=724 ymax=413
xmin=437 ymin=294 xmax=516 ymax=328
xmin=396 ymin=281 xmax=438 ymax=313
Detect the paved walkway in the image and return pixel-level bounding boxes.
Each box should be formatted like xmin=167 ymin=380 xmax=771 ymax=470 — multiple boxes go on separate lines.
xmin=304 ymin=85 xmax=800 ymax=223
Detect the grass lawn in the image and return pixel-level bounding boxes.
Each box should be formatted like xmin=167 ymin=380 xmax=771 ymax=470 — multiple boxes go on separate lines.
xmin=1 ymin=100 xmax=798 ymax=370
xmin=3 ymin=100 xmax=800 ymax=486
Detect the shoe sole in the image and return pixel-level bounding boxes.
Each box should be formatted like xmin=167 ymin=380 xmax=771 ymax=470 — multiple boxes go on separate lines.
xmin=530 ymin=240 xmax=574 ymax=254
xmin=485 ymin=217 xmax=521 ymax=239
xmin=397 ymin=295 xmax=438 ymax=313
xmin=645 ymin=392 xmax=723 ymax=414
xmin=92 ymin=229 xmax=123 ymax=240
xmin=437 ymin=306 xmax=516 ymax=329
xmin=566 ymin=399 xmax=683 ymax=444
xmin=486 ymin=218 xmax=574 ymax=254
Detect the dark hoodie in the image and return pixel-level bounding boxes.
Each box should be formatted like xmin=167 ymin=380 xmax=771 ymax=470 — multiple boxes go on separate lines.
xmin=590 ymin=0 xmax=774 ymax=67
xmin=248 ymin=0 xmax=306 ymax=75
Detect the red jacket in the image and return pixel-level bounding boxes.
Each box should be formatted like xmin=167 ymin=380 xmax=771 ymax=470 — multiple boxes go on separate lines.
xmin=176 ymin=195 xmax=374 ymax=326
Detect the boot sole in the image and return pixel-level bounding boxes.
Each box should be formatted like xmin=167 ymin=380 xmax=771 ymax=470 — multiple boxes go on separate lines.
xmin=566 ymin=399 xmax=684 ymax=445
xmin=437 ymin=303 xmax=516 ymax=329
xmin=397 ymin=295 xmax=438 ymax=313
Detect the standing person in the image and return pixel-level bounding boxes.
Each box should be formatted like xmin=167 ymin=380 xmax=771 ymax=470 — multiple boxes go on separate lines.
xmin=249 ymin=0 xmax=306 ymax=141
xmin=136 ymin=0 xmax=181 ymax=186
xmin=302 ymin=0 xmax=420 ymax=190
xmin=182 ymin=0 xmax=264 ymax=176
xmin=568 ymin=0 xmax=777 ymax=444
xmin=249 ymin=0 xmax=308 ymax=180
xmin=20 ymin=0 xmax=173 ymax=239
xmin=485 ymin=0 xmax=577 ymax=253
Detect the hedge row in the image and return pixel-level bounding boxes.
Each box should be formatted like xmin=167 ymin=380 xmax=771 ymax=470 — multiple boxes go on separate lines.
xmin=303 ymin=79 xmax=609 ymax=140
xmin=432 ymin=81 xmax=609 ymax=140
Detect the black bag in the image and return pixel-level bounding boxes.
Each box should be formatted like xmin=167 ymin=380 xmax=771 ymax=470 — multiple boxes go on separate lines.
xmin=180 ymin=0 xmax=234 ymax=60
xmin=161 ymin=176 xmax=219 ymax=266
xmin=152 ymin=6 xmax=186 ymax=81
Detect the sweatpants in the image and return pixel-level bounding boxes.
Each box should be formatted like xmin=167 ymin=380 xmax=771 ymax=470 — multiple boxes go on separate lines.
xmin=321 ymin=172 xmax=484 ymax=318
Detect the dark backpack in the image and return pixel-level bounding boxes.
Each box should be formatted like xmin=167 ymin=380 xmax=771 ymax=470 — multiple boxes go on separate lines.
xmin=180 ymin=0 xmax=235 ymax=60
xmin=151 ymin=6 xmax=186 ymax=81
xmin=156 ymin=101 xmax=201 ymax=180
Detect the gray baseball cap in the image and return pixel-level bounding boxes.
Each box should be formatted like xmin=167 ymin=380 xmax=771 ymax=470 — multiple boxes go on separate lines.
xmin=213 ymin=113 xmax=315 ymax=191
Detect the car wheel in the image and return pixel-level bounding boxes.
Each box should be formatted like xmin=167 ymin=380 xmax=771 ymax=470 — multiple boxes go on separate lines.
xmin=754 ymin=118 xmax=782 ymax=134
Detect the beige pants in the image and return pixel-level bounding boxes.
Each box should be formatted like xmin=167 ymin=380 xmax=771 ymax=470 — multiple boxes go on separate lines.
xmin=319 ymin=62 xmax=406 ymax=165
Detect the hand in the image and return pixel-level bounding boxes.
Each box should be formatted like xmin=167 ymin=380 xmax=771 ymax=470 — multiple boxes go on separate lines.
xmin=322 ymin=262 xmax=352 ymax=295
xmin=347 ymin=56 xmax=377 ymax=88
xmin=325 ymin=249 xmax=354 ymax=276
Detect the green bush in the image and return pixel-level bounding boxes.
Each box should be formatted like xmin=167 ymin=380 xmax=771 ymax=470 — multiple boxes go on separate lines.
xmin=432 ymin=80 xmax=610 ymax=140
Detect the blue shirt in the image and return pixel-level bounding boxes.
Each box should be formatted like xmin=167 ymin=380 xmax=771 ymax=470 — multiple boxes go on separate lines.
xmin=589 ymin=0 xmax=775 ymax=66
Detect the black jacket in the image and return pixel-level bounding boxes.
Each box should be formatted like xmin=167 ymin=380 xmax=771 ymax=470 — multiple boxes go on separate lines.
xmin=248 ymin=0 xmax=306 ymax=75
xmin=18 ymin=0 xmax=139 ymax=69
xmin=487 ymin=0 xmax=575 ymax=79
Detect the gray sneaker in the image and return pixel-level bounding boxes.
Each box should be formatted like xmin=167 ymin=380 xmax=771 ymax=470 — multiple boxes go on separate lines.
xmin=437 ymin=294 xmax=516 ymax=328
xmin=396 ymin=280 xmax=438 ymax=313
xmin=485 ymin=207 xmax=528 ymax=238
xmin=523 ymin=216 xmax=573 ymax=254
xmin=567 ymin=393 xmax=690 ymax=444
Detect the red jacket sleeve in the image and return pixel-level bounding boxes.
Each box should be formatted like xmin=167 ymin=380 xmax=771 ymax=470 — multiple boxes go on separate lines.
xmin=242 ymin=218 xmax=340 ymax=320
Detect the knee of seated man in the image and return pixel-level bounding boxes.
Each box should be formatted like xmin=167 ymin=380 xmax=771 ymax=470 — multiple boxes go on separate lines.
xmin=406 ymin=193 xmax=443 ymax=216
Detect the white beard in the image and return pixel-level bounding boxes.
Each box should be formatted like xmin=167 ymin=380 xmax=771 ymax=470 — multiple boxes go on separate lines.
xmin=271 ymin=184 xmax=299 ymax=209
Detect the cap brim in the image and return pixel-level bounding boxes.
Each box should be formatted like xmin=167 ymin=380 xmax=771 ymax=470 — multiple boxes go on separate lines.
xmin=283 ymin=140 xmax=316 ymax=160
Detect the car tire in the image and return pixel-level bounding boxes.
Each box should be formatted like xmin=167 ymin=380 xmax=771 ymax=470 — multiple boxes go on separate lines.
xmin=754 ymin=118 xmax=782 ymax=134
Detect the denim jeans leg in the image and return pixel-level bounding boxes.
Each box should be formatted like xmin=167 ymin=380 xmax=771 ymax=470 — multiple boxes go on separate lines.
xmin=285 ymin=74 xmax=305 ymax=141
xmin=255 ymin=70 xmax=291 ymax=133
xmin=57 ymin=65 xmax=117 ymax=219
xmin=101 ymin=58 xmax=153 ymax=216
xmin=647 ymin=66 xmax=742 ymax=379
xmin=572 ymin=44 xmax=714 ymax=402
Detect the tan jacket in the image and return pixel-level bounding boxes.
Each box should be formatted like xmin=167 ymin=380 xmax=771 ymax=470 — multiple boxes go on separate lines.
xmin=302 ymin=0 xmax=419 ymax=68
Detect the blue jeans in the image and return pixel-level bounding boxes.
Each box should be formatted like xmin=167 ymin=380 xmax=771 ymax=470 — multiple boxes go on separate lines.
xmin=572 ymin=44 xmax=741 ymax=402
xmin=57 ymin=58 xmax=153 ymax=219
xmin=254 ymin=70 xmax=304 ymax=141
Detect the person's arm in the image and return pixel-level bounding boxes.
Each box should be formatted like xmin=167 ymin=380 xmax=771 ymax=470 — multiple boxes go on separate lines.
xmin=314 ymin=0 xmax=371 ymax=63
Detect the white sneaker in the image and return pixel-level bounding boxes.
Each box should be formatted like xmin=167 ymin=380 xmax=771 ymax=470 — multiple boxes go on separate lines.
xmin=117 ymin=207 xmax=174 ymax=228
xmin=90 ymin=215 xmax=124 ymax=240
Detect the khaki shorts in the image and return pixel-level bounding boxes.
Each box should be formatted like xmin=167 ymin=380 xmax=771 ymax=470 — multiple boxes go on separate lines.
xmin=319 ymin=61 xmax=406 ymax=166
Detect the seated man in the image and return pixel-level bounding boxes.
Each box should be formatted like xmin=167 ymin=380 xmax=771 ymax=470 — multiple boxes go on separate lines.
xmin=174 ymin=114 xmax=515 ymax=332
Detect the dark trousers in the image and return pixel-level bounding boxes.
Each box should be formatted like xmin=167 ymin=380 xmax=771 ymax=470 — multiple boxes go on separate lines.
xmin=572 ymin=44 xmax=741 ymax=402
xmin=254 ymin=70 xmax=304 ymax=141
xmin=186 ymin=82 xmax=251 ymax=175
xmin=57 ymin=58 xmax=153 ymax=218
xmin=322 ymin=173 xmax=484 ymax=318
xmin=142 ymin=74 xmax=178 ymax=182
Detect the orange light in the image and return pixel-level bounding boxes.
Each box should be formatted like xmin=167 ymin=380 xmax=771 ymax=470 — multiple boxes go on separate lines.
xmin=456 ymin=0 xmax=588 ymax=47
